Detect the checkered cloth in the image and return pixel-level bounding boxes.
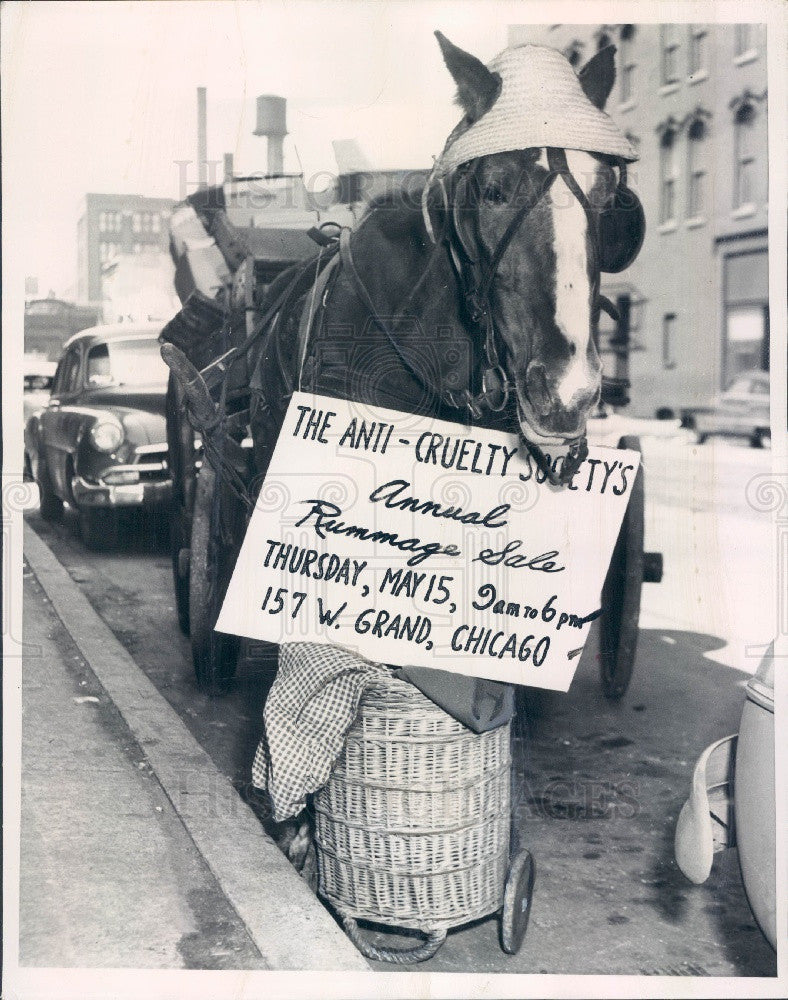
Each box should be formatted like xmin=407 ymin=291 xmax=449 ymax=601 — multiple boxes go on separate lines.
xmin=252 ymin=641 xmax=392 ymax=821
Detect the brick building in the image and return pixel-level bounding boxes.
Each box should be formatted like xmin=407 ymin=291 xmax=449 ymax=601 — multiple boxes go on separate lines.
xmin=76 ymin=193 xmax=175 ymax=306
xmin=508 ymin=23 xmax=769 ymax=416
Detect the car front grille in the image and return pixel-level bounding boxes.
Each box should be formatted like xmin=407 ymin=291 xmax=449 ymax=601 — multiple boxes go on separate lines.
xmin=132 ymin=443 xmax=169 ymax=482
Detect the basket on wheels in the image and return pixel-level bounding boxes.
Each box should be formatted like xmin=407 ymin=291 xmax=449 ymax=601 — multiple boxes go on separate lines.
xmin=313 ymin=671 xmax=534 ymax=963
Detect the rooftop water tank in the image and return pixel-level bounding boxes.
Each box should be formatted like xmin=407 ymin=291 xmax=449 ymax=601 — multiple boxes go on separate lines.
xmin=254 ymin=95 xmax=287 ymax=137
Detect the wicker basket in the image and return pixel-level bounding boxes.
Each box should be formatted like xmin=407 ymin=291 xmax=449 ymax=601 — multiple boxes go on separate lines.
xmin=314 ymin=670 xmax=511 ymax=961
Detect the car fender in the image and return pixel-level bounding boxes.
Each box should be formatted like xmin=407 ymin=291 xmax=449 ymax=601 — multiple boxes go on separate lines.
xmin=72 ymin=406 xmax=165 ymax=484
xmin=674 ymin=733 xmax=737 ymax=884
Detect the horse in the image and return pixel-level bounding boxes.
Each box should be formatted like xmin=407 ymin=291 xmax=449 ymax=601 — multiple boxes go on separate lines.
xmin=244 ymin=33 xmax=644 ymax=492
xmin=161 ymin=30 xmax=644 ymax=720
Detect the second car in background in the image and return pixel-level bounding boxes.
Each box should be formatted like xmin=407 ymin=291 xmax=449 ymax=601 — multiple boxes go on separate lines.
xmin=680 ymin=371 xmax=771 ymax=448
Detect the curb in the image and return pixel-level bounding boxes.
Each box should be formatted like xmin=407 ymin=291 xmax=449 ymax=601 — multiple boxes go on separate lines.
xmin=23 ymin=522 xmax=369 ymax=971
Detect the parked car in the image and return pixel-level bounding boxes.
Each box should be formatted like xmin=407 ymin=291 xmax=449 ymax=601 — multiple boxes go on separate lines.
xmin=28 ymin=323 xmax=172 ymax=548
xmin=23 ymin=357 xmax=57 ymax=477
xmin=680 ymin=370 xmax=770 ymax=447
xmin=674 ymin=642 xmax=776 ymax=950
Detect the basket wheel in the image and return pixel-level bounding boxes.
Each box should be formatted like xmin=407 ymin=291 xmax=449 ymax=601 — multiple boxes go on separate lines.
xmin=501 ymin=849 xmax=535 ymax=955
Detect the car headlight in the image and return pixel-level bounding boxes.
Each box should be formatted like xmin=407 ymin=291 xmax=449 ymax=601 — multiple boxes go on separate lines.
xmin=89 ymin=418 xmax=124 ymax=453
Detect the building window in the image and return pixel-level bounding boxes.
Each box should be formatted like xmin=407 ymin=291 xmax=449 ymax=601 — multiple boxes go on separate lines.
xmin=659 ymin=128 xmax=678 ymax=224
xmin=99 ymin=242 xmax=108 ymax=263
xmin=132 ymin=212 xmax=141 ymax=234
xmin=662 ymin=313 xmax=677 ymax=369
xmin=726 ymin=306 xmax=768 ymax=378
xmin=735 ymin=24 xmax=755 ymax=58
xmin=733 ymin=102 xmax=756 ymax=208
xmin=99 ymin=212 xmax=107 ymax=233
xmin=661 ymin=25 xmax=681 ymax=85
xmin=620 ymin=25 xmax=636 ymax=103
xmin=151 ymin=213 xmax=161 ymax=233
xmin=687 ymin=117 xmax=708 ymax=218
xmin=688 ymin=25 xmax=707 ymax=78
xmin=597 ymin=30 xmax=612 ymax=51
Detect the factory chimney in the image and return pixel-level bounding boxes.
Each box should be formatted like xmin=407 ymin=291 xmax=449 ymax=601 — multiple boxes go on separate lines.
xmin=254 ymin=95 xmax=287 ymax=175
xmin=197 ymin=87 xmax=208 ymax=189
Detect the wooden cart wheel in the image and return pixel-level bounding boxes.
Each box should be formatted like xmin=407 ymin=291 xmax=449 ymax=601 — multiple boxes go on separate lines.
xmin=501 ymin=849 xmax=535 ymax=955
xmin=166 ymin=372 xmax=198 ymax=636
xmin=189 ymin=464 xmax=240 ymax=695
xmin=599 ymin=435 xmax=644 ymax=700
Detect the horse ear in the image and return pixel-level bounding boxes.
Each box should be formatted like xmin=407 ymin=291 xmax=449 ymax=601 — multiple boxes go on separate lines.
xmin=578 ymin=45 xmax=617 ymax=109
xmin=435 ymin=31 xmax=501 ymax=122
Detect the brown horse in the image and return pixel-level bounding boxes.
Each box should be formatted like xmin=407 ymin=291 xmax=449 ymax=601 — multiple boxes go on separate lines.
xmin=246 ymin=34 xmax=642 ymax=489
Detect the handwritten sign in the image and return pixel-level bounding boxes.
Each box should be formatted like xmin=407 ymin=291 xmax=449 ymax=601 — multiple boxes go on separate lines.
xmin=217 ymin=392 xmax=640 ymax=691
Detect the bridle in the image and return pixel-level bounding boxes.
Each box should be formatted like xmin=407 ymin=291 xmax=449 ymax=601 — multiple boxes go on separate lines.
xmin=341 ymin=146 xmax=623 ymax=484
xmin=174 ymin=147 xmax=632 ymax=495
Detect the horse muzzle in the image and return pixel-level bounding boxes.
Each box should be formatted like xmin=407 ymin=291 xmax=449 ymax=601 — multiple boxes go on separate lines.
xmin=515 ymin=374 xmax=599 ymax=487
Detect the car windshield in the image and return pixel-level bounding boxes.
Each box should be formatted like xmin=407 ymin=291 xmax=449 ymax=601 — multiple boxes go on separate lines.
xmin=86 ymin=337 xmax=168 ymax=387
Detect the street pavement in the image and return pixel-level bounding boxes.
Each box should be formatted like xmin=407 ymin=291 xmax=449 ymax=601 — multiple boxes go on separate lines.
xmin=15 ymin=432 xmax=780 ymax=978
xmin=20 ymin=568 xmax=264 ymax=969
xmin=18 ymin=525 xmax=368 ymax=972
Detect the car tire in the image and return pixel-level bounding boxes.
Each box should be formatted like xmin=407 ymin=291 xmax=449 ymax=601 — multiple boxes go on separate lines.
xmin=751 ymin=429 xmax=770 ymax=449
xmin=78 ymin=508 xmax=119 ymax=551
xmin=696 ymin=432 xmax=708 ymax=445
xmin=36 ymin=452 xmax=63 ymax=520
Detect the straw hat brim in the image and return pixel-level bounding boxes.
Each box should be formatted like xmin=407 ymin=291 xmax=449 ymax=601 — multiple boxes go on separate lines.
xmin=433 ymin=44 xmax=638 ymax=177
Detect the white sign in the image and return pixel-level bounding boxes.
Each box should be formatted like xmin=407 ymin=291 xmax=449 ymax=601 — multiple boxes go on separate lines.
xmin=217 ymin=392 xmax=640 ymax=692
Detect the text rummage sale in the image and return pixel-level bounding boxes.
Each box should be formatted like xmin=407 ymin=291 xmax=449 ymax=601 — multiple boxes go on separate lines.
xmin=217 ymin=393 xmax=639 ymax=691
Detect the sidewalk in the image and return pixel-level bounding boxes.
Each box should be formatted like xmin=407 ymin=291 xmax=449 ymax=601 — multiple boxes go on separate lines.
xmin=19 ymin=523 xmax=368 ymax=971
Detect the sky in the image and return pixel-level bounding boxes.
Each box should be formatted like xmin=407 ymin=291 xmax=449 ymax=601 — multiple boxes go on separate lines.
xmin=3 ymin=0 xmax=536 ymax=298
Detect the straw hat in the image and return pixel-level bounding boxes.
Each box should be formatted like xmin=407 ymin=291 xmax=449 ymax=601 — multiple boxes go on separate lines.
xmin=433 ymin=44 xmax=638 ymax=178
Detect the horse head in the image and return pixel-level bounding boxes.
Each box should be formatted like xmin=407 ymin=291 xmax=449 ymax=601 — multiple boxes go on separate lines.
xmin=429 ymin=34 xmax=643 ymax=483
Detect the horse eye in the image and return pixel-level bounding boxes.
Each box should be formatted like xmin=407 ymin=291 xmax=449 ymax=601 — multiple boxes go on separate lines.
xmin=483 ymin=183 xmax=507 ymax=205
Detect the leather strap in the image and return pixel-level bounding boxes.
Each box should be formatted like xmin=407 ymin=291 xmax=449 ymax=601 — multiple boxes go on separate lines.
xmin=296 ymin=251 xmax=340 ymax=390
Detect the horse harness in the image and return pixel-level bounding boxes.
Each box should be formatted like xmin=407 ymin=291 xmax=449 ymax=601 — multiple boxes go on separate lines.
xmin=170 ymin=146 xmax=644 ymax=500
xmin=321 ymin=148 xmax=643 ymax=423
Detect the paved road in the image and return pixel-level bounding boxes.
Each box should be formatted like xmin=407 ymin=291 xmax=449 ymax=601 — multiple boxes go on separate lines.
xmin=23 ymin=437 xmax=778 ymax=975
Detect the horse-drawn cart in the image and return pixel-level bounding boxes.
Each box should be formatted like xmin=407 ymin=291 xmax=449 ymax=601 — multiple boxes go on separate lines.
xmin=160 ymin=35 xmax=664 ymax=963
xmin=162 ymin=175 xmax=358 ymax=692
xmin=161 ymin=174 xmax=661 ymax=701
